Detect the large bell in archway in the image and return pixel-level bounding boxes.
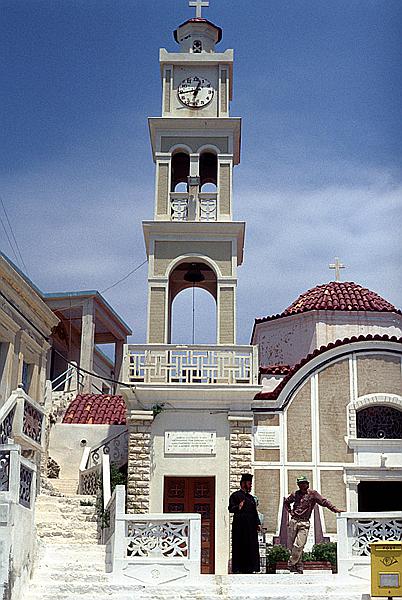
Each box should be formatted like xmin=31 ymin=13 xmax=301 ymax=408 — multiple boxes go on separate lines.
xmin=183 ymin=263 xmax=205 ymax=283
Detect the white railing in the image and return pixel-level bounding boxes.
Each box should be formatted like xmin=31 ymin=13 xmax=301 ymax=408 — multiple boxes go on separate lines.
xmin=105 ymin=486 xmax=201 ymax=585
xmin=0 ymin=387 xmax=45 ymax=452
xmin=79 ymin=428 xmax=128 ymax=510
xmin=169 ymin=192 xmax=217 ymax=222
xmin=199 ymin=192 xmax=217 ymax=221
xmin=337 ymin=512 xmax=402 ymax=575
xmin=124 ymin=344 xmax=259 ymax=386
xmin=51 ymin=362 xmax=84 ymax=392
xmin=0 ymin=443 xmax=37 ymax=600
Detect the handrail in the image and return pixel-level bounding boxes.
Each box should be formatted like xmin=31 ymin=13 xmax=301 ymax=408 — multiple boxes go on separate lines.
xmin=88 ymin=427 xmax=128 ymax=464
xmin=51 ymin=362 xmax=84 ymax=392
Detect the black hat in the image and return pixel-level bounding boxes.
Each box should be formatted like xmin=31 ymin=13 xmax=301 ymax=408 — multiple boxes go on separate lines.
xmin=240 ymin=473 xmax=253 ymax=482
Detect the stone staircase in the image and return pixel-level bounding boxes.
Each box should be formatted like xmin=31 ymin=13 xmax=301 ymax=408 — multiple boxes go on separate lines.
xmin=25 ymin=495 xmax=370 ymax=600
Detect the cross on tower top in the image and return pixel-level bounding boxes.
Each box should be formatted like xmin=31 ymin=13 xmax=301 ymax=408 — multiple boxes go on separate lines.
xmin=189 ymin=0 xmax=209 ymax=18
xmin=329 ymin=257 xmax=346 ymax=282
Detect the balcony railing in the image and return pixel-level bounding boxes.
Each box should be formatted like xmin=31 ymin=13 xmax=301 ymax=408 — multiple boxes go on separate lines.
xmin=124 ymin=344 xmax=259 ymax=385
xmin=337 ymin=512 xmax=402 ymax=575
xmin=105 ymin=485 xmax=201 ymax=583
xmin=169 ymin=192 xmax=217 ymax=222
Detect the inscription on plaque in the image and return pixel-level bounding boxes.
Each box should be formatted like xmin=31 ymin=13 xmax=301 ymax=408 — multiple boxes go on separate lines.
xmin=165 ymin=431 xmax=216 ymax=455
xmin=253 ymin=426 xmax=280 ymax=449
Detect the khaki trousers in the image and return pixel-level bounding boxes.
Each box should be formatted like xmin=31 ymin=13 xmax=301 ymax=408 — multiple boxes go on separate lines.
xmin=287 ymin=518 xmax=310 ymax=567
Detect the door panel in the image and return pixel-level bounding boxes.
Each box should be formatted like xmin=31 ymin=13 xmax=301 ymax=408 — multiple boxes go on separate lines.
xmin=164 ymin=476 xmax=215 ymax=573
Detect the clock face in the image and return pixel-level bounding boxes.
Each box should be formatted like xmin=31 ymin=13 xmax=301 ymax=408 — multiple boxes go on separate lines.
xmin=178 ymin=76 xmax=214 ymax=108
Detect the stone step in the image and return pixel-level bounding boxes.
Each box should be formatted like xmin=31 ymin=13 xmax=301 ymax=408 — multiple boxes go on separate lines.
xmin=44 ymin=478 xmax=80 ymax=496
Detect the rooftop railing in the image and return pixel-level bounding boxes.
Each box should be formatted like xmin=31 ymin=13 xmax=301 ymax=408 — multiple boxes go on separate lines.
xmin=124 ymin=344 xmax=259 ymax=386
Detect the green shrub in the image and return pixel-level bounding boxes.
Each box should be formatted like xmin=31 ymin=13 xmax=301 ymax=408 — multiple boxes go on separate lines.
xmin=266 ymin=545 xmax=290 ymax=566
xmin=312 ymin=542 xmax=337 ymax=567
xmin=302 ymin=551 xmax=313 ymax=562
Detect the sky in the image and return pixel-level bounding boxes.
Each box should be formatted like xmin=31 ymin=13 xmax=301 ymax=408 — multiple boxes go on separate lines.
xmin=1 ymin=0 xmax=401 ymax=346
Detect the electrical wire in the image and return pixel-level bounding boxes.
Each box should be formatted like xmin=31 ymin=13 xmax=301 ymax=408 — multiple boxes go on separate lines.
xmin=0 ymin=214 xmax=21 ymax=270
xmin=101 ymin=259 xmax=148 ymax=294
xmin=0 ymin=193 xmax=29 ymax=275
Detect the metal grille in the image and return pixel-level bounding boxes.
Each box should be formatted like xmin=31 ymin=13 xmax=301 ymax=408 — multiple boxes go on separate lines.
xmin=357 ymin=406 xmax=402 ymax=439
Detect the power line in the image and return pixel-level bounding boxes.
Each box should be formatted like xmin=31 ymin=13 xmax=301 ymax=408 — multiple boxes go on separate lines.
xmin=0 ymin=193 xmax=29 ymax=275
xmin=0 ymin=214 xmax=21 ymax=268
xmin=101 ymin=259 xmax=148 ymax=294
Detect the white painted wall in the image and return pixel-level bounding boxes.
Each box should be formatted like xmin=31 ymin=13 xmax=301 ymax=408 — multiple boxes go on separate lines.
xmin=149 ymin=410 xmax=229 ymax=575
xmin=254 ymin=311 xmax=402 ymax=368
xmin=48 ymin=423 xmax=126 ymax=480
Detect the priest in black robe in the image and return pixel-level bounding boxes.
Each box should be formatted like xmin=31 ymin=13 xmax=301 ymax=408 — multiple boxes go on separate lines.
xmin=228 ymin=473 xmax=261 ymax=573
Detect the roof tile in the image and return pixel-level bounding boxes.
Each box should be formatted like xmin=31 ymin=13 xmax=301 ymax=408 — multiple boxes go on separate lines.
xmin=62 ymin=394 xmax=127 ymax=425
xmin=255 ymin=281 xmax=399 ymax=325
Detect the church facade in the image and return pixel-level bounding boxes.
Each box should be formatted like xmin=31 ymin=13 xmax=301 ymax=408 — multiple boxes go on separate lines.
xmin=2 ymin=2 xmax=400 ymax=586
xmin=116 ymin=6 xmax=402 ymax=576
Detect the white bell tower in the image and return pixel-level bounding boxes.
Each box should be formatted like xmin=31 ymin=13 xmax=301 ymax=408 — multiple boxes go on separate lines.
xmin=144 ymin=1 xmax=244 ymax=345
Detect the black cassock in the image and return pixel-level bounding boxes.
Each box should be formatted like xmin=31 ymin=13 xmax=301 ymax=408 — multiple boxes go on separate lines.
xmin=228 ymin=490 xmax=260 ymax=573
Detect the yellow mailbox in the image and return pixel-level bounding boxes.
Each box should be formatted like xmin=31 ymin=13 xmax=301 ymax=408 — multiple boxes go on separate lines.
xmin=371 ymin=540 xmax=402 ymax=598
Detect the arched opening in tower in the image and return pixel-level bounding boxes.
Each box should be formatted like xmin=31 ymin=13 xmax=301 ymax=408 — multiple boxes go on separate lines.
xmin=168 ymin=261 xmax=217 ymax=344
xmin=171 ymin=151 xmax=190 ymax=191
xmin=199 ymin=151 xmax=217 ymax=191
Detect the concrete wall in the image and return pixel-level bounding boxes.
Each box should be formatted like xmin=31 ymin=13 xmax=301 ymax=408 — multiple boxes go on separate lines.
xmin=149 ymin=410 xmax=229 ymax=575
xmin=153 ymin=240 xmax=233 ymax=277
xmin=48 ymin=423 xmax=126 ymax=481
xmin=254 ymin=311 xmax=402 ymax=368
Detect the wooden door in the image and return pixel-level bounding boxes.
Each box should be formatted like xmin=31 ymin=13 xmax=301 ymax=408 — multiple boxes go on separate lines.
xmin=164 ymin=476 xmax=215 ymax=574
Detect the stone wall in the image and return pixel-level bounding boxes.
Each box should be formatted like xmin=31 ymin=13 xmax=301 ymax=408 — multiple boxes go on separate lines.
xmin=320 ymin=470 xmax=346 ymax=533
xmin=357 ymin=354 xmax=402 ymax=396
xmin=287 ymin=382 xmax=312 ymax=462
xmin=318 ymin=360 xmax=353 ymax=463
xmin=228 ymin=416 xmax=253 ymax=494
xmin=126 ymin=412 xmax=153 ymax=513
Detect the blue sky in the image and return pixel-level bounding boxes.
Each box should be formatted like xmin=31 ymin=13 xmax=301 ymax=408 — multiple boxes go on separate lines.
xmin=1 ymin=0 xmax=401 ymax=345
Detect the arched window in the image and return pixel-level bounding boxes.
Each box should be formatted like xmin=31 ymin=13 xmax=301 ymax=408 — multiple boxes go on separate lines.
xmin=356 ymin=406 xmax=402 ymax=439
xmin=199 ymin=152 xmax=217 ymax=188
xmin=171 ymin=152 xmax=190 ymax=191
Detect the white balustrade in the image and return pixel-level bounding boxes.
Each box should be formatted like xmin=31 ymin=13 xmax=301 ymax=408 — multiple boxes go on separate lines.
xmin=124 ymin=344 xmax=258 ymax=385
xmin=199 ymin=192 xmax=217 ymax=221
xmin=337 ymin=512 xmax=402 ymax=576
xmin=169 ymin=192 xmax=217 ymax=222
xmin=106 ymin=486 xmax=201 ymax=585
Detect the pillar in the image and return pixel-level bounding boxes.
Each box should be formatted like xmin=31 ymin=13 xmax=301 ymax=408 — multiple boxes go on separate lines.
xmin=126 ymin=411 xmax=154 ymax=513
xmin=228 ymin=414 xmax=253 ymax=495
xmin=80 ymin=299 xmax=95 ymax=393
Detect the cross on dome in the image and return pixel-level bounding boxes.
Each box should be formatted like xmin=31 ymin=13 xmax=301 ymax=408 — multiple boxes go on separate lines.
xmin=189 ymin=0 xmax=209 ymax=18
xmin=329 ymin=257 xmax=346 ymax=281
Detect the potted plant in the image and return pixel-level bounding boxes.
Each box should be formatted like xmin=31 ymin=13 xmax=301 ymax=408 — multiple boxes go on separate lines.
xmin=266 ymin=545 xmax=290 ymax=573
xmin=266 ymin=542 xmax=337 ymax=573
xmin=309 ymin=542 xmax=337 ymax=573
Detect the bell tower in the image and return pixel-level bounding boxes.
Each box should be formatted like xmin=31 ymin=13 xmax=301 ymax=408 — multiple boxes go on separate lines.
xmin=144 ymin=0 xmax=244 ymax=345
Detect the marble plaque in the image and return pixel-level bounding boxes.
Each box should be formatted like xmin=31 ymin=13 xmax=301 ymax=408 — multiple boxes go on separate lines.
xmin=165 ymin=431 xmax=216 ymax=455
xmin=253 ymin=426 xmax=280 ymax=448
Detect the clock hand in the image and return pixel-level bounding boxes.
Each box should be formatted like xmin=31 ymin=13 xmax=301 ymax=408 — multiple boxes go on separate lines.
xmin=193 ymin=80 xmax=202 ymax=96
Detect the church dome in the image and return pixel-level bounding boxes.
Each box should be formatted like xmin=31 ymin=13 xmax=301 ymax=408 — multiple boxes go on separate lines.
xmin=255 ymin=281 xmax=399 ymax=325
xmin=283 ymin=281 xmax=398 ymax=316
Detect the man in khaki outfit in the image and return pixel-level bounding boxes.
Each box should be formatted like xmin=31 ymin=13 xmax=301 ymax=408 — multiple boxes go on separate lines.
xmin=284 ymin=476 xmax=342 ymax=573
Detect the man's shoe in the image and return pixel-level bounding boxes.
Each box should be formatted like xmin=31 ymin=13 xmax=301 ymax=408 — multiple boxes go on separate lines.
xmin=295 ymin=565 xmax=304 ymax=574
xmin=288 ymin=564 xmax=297 ymax=573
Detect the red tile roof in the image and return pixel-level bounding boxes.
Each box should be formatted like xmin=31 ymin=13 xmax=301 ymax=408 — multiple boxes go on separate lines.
xmin=255 ymin=282 xmax=399 ymax=325
xmin=254 ymin=334 xmax=402 ymax=401
xmin=260 ymin=364 xmax=291 ymax=375
xmin=62 ymin=394 xmax=126 ymax=425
